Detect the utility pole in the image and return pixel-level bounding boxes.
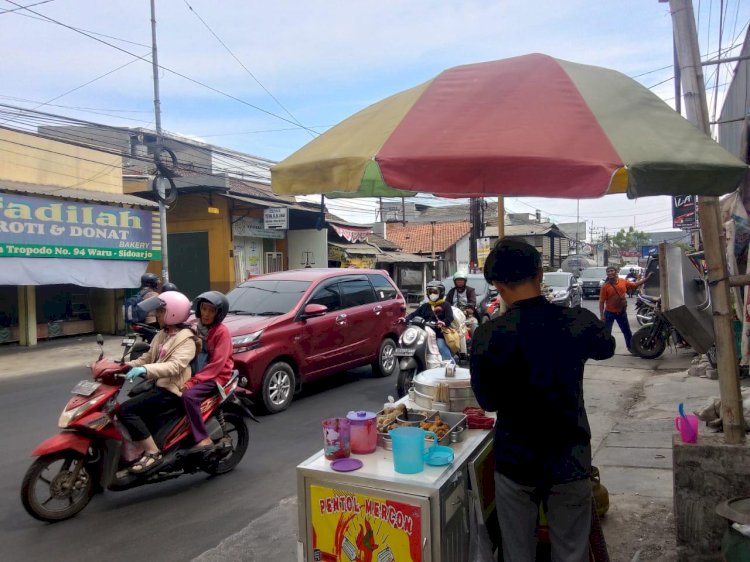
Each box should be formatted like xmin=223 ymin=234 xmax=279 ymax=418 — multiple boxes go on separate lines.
xmin=669 ymin=0 xmax=744 ymax=443
xmin=150 ymin=0 xmax=169 ymax=283
xmin=575 ymin=199 xmax=580 ymax=253
xmin=469 ymin=198 xmax=479 ymax=272
xmin=430 ymin=221 xmax=437 ymax=279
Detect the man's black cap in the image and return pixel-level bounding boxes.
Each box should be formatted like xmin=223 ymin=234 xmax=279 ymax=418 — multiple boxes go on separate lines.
xmin=484 ymin=239 xmax=541 ymax=284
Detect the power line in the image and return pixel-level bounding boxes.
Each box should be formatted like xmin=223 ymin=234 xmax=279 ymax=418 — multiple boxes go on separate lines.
xmin=0 ymin=0 xmax=54 ymax=15
xmin=5 ymin=0 xmax=319 ymax=135
xmin=181 ymin=0 xmax=315 ymax=139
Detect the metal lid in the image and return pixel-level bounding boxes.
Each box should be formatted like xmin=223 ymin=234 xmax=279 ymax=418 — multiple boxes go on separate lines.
xmin=346 ymin=410 xmax=376 ymax=422
xmin=414 ymin=367 xmax=472 ymax=388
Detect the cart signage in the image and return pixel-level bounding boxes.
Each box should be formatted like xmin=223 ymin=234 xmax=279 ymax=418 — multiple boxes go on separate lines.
xmin=310 ymin=484 xmax=422 ymax=561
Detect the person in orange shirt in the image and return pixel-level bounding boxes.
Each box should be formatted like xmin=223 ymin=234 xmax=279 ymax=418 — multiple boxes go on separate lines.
xmin=599 ymin=266 xmax=651 ymax=350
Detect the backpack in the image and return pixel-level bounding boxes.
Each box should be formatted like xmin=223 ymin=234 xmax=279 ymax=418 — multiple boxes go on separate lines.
xmin=123 ymin=290 xmax=148 ymax=324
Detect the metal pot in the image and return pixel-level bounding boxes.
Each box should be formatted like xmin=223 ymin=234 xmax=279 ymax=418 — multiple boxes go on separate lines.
xmin=412 ymin=367 xmax=479 ymax=412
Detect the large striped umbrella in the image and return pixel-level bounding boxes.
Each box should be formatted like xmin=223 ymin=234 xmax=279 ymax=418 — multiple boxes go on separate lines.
xmin=272 ymin=53 xmax=746 ymax=200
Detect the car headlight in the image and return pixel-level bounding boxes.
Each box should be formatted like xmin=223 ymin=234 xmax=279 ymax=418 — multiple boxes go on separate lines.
xmin=553 ymin=291 xmax=567 ymax=299
xmin=401 ymin=327 xmax=420 ymax=346
xmin=232 ymin=330 xmax=263 ymax=353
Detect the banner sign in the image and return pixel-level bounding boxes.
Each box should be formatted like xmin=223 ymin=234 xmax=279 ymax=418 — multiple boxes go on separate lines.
xmin=477 ymin=237 xmax=491 ymax=269
xmin=309 ymin=484 xmax=423 ymax=562
xmin=263 ymin=207 xmax=288 ymax=230
xmin=232 ymin=216 xmax=285 ymax=239
xmin=0 ymin=193 xmax=160 ymax=260
xmin=672 ymin=195 xmax=698 ymax=229
xmin=642 ymin=245 xmax=658 ymax=258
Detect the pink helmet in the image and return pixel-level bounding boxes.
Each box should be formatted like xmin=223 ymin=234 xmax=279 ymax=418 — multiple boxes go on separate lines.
xmin=139 ymin=291 xmax=191 ymax=325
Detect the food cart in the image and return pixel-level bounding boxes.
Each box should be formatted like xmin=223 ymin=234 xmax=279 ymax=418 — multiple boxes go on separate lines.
xmin=295 ymin=392 xmax=496 ymax=562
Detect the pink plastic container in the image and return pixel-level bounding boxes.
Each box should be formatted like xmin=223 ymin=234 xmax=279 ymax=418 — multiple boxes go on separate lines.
xmin=347 ymin=411 xmax=377 ymax=454
xmin=675 ymin=414 xmax=699 ymax=444
xmin=322 ymin=418 xmax=351 ymax=460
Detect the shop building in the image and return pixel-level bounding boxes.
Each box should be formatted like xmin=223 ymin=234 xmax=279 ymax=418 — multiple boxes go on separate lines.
xmin=0 ymin=128 xmax=158 ymax=346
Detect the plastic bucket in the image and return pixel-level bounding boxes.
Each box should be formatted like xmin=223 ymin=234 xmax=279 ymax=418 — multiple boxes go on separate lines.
xmin=390 ymin=427 xmax=437 ymax=474
xmin=675 ymin=414 xmax=699 ymax=444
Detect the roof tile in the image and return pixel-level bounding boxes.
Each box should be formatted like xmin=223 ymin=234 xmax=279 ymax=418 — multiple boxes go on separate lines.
xmin=385 ymin=221 xmax=471 ymax=253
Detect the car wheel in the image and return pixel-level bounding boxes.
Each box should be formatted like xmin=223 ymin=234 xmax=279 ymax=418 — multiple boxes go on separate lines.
xmin=372 ymin=337 xmax=397 ymax=377
xmin=261 ymin=361 xmax=295 ymax=414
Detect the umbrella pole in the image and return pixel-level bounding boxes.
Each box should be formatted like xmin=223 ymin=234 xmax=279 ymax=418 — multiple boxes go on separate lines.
xmin=671 ymin=0 xmax=745 ymax=443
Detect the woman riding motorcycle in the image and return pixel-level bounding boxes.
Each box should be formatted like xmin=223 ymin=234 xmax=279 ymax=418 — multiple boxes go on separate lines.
xmin=182 ymin=291 xmax=234 ymax=451
xmin=400 ymin=280 xmax=454 ymax=360
xmin=119 ymin=291 xmax=200 ymax=473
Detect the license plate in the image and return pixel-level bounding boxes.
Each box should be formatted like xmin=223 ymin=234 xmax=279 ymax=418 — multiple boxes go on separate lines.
xmin=71 ymin=380 xmax=100 ymax=396
xmin=121 ymin=337 xmax=136 ymax=346
xmin=394 ymin=348 xmax=415 ymax=356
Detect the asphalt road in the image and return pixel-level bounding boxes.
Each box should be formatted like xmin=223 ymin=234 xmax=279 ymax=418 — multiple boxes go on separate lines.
xmin=0 ymin=362 xmax=401 ymax=562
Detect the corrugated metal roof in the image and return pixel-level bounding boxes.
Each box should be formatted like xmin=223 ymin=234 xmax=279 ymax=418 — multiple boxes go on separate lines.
xmin=221 ymin=192 xmax=317 ymax=213
xmin=376 ymin=252 xmax=434 ymax=264
xmin=0 ymin=180 xmax=158 ymax=207
xmin=484 ymin=223 xmax=566 ymax=237
xmin=328 ymin=242 xmax=382 ymax=255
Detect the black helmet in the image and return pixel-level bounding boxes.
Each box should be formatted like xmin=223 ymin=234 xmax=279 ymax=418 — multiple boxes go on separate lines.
xmin=426 ymin=280 xmax=445 ymax=299
xmin=160 ymin=282 xmax=179 ymax=293
xmin=141 ymin=272 xmax=159 ymax=289
xmin=193 ymin=291 xmax=229 ymax=324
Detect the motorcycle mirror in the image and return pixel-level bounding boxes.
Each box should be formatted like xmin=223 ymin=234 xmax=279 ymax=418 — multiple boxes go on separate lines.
xmin=96 ymin=334 xmax=104 ymax=361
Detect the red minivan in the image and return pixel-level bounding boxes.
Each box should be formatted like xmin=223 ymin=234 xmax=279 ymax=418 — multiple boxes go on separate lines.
xmin=224 ymin=268 xmax=406 ymax=413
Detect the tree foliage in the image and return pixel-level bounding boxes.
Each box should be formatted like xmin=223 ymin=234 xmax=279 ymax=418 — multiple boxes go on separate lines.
xmin=610 ymin=227 xmax=650 ymax=251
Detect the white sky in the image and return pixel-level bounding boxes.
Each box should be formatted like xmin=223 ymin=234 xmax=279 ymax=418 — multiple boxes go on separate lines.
xmin=1 ymin=0 xmax=748 ymax=238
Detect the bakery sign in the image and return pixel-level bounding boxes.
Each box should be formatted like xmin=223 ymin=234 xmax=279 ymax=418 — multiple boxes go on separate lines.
xmin=0 ymin=193 xmax=160 ymax=261
xmin=263 ymin=207 xmax=288 ymax=230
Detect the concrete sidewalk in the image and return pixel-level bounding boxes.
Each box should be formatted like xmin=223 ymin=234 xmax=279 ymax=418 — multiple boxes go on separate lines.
xmin=0 ymin=334 xmax=125 ymax=379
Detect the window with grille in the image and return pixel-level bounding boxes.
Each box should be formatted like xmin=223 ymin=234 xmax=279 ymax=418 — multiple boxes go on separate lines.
xmin=265 ymin=252 xmax=283 ymax=273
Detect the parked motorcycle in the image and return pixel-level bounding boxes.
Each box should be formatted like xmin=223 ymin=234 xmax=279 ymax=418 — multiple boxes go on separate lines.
xmin=394 ymin=317 xmax=444 ymax=398
xmin=635 ymin=293 xmax=658 ymax=326
xmin=21 ymin=335 xmax=256 ymax=523
xmin=121 ymin=322 xmax=155 ymax=360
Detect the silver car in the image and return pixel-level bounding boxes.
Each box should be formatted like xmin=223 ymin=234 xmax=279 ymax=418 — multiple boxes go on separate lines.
xmin=542 ymin=272 xmax=582 ymax=307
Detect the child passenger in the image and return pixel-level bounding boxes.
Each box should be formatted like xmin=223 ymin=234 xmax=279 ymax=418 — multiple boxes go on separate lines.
xmin=182 ymin=291 xmax=234 ymax=450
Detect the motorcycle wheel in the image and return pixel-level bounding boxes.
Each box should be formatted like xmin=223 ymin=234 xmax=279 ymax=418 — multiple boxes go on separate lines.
xmin=396 ymin=368 xmax=416 ymax=399
xmin=21 ymin=451 xmax=94 ymax=522
xmin=204 ymin=412 xmax=250 ymax=476
xmin=630 ymin=325 xmax=667 ymax=359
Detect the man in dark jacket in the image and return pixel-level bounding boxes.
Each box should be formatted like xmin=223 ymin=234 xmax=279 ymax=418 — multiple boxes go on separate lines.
xmin=470 ymin=239 xmax=615 ymax=562
xmin=445 ymin=270 xmax=477 ymax=310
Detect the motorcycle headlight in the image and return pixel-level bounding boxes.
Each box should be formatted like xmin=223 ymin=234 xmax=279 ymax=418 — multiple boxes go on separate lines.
xmin=58 ymin=397 xmax=102 ymax=429
xmin=400 ymin=327 xmax=419 ymax=346
xmin=232 ymin=330 xmax=263 ymax=353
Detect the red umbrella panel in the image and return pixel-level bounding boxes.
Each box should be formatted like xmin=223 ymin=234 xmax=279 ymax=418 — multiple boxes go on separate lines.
xmin=272 ymin=54 xmax=746 ymax=200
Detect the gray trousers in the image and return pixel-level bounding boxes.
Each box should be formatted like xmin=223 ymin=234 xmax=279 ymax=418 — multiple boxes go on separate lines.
xmin=494 ymin=472 xmax=592 ymax=562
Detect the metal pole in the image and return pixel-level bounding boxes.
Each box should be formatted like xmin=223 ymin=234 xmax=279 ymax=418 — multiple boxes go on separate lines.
xmin=151 ymin=0 xmax=169 ymax=283
xmin=430 ymin=220 xmax=436 ymax=279
xmin=670 ymin=0 xmax=745 ymax=443
xmin=575 ymin=199 xmax=580 ymax=253
xmin=497 ymin=196 xmax=504 ymax=239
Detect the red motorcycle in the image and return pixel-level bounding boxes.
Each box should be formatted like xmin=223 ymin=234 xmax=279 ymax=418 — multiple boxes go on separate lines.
xmin=21 ymin=335 xmax=256 ymax=523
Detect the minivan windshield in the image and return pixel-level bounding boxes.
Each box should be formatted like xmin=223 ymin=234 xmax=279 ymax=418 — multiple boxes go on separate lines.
xmin=227 ymin=280 xmax=311 ymax=315
xmin=580 ymin=267 xmax=608 ymax=280
xmin=543 ymin=273 xmax=570 ymax=287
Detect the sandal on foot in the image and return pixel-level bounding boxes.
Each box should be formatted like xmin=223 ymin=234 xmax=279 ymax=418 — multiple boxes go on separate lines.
xmin=129 ymin=451 xmax=163 ymax=474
